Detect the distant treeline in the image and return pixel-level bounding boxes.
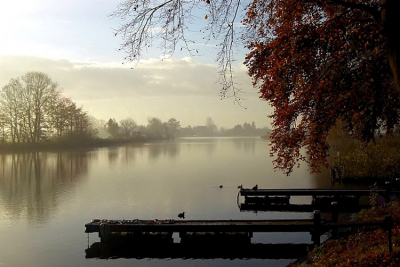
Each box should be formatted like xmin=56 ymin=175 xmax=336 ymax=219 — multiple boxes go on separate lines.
xmin=0 ymin=72 xmax=270 ymax=151
xmin=100 ymin=116 xmax=271 ymax=140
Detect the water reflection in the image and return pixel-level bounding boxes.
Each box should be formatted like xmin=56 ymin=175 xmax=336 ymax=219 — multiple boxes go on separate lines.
xmin=0 ymin=151 xmax=96 ymax=223
xmin=232 ymin=137 xmax=259 ymax=153
xmin=108 ymin=146 xmax=120 ymax=165
xmin=177 ymin=137 xmax=217 ymax=156
xmin=146 ymin=142 xmax=180 ymax=160
xmin=86 ymin=237 xmax=311 ymax=260
xmin=0 ymin=137 xmax=339 ymax=267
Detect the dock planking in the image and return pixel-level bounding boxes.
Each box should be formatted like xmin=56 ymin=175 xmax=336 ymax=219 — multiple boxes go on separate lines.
xmin=239 ymin=203 xmax=370 ymax=212
xmin=85 ymin=216 xmax=392 ymax=249
xmin=239 ymin=188 xmax=388 ymax=197
xmin=238 ymin=187 xmax=400 ymax=211
xmin=85 ymin=219 xmax=321 ymax=234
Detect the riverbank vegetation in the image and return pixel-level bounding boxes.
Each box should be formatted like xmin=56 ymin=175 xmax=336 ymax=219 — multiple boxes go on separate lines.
xmin=290 ymin=199 xmax=400 ymax=267
xmin=0 ymin=72 xmax=270 ymax=152
xmin=327 ymin=121 xmax=400 ymax=183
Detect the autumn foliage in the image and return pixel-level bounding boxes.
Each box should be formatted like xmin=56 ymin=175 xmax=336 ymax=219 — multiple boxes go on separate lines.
xmin=243 ymin=0 xmax=400 ymax=173
xmin=290 ymin=200 xmax=400 ymax=266
xmin=113 ymin=0 xmax=400 ymax=174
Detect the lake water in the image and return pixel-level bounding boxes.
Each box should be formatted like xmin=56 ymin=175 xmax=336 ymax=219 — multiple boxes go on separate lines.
xmin=0 ymin=137 xmax=334 ymax=267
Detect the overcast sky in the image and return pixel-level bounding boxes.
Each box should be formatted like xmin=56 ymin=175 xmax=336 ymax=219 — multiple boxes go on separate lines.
xmin=0 ymin=0 xmax=274 ymax=129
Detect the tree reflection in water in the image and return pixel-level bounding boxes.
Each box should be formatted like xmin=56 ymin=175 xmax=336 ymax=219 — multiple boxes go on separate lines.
xmin=0 ymin=151 xmax=96 ymax=223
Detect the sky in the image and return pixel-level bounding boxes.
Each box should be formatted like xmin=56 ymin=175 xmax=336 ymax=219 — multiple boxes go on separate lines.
xmin=0 ymin=0 xmax=274 ymax=129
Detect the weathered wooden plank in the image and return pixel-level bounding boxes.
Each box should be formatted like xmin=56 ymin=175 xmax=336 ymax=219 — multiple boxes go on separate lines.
xmin=239 ymin=188 xmax=389 ymax=197
xmin=85 ymin=219 xmax=319 ymax=234
xmin=239 ymin=203 xmax=369 ymax=212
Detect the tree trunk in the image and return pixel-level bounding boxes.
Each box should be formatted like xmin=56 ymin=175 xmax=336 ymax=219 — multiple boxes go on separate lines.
xmin=382 ymin=0 xmax=400 ymax=90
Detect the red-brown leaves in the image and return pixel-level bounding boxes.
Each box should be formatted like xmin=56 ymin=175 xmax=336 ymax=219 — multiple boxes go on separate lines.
xmin=244 ymin=0 xmax=400 ymax=174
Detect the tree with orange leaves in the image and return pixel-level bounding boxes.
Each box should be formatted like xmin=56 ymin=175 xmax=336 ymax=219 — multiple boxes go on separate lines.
xmin=112 ymin=0 xmax=400 ymax=174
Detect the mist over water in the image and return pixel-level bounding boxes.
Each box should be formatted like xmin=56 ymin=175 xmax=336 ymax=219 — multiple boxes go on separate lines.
xmin=0 ymin=137 xmax=332 ymax=267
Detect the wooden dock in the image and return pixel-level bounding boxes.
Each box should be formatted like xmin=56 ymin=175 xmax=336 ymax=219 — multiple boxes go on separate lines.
xmin=239 ymin=188 xmax=386 ymax=197
xmin=85 ymin=215 xmax=392 ymax=249
xmin=85 ymin=218 xmax=326 ymax=246
xmin=85 ymin=218 xmax=321 ymax=235
xmin=238 ymin=187 xmax=399 ymax=210
xmin=239 ymin=203 xmax=370 ymax=213
xmin=85 ymin=184 xmax=398 ymax=257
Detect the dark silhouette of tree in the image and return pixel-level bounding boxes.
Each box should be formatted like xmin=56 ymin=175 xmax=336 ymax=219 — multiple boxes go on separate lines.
xmin=146 ymin=117 xmax=165 ymax=139
xmin=112 ymin=0 xmax=400 ymax=174
xmin=105 ymin=118 xmax=120 ymax=137
xmin=0 ymin=72 xmax=94 ymax=144
xmin=206 ymin=117 xmax=218 ymax=135
xmin=165 ymin=118 xmax=181 ymax=138
xmin=120 ymin=118 xmax=137 ymax=137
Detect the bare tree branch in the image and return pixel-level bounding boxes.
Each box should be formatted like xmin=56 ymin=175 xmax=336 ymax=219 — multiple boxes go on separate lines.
xmin=111 ymin=0 xmax=246 ymax=103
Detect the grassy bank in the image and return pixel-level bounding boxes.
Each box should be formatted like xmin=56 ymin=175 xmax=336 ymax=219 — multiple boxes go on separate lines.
xmin=289 ymin=200 xmax=400 ymax=266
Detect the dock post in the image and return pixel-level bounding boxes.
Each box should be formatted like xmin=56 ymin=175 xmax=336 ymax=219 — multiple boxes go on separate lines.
xmin=385 ymin=181 xmax=391 ymax=204
xmin=331 ymin=202 xmax=338 ymax=239
xmin=384 ymin=216 xmax=393 ymax=253
xmin=394 ymin=178 xmax=400 ymax=191
xmin=312 ymin=210 xmax=321 ymax=246
xmin=179 ymin=232 xmax=187 ymax=239
xmin=99 ymin=222 xmax=111 ymax=243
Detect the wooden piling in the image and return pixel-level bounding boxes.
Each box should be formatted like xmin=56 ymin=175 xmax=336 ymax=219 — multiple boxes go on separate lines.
xmin=312 ymin=210 xmax=321 ymax=246
xmin=331 ymin=202 xmax=338 ymax=239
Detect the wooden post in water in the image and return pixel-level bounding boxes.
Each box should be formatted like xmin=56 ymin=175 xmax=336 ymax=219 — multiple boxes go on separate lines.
xmin=394 ymin=178 xmax=400 ymax=191
xmin=385 ymin=181 xmax=391 ymax=204
xmin=331 ymin=202 xmax=338 ymax=239
xmin=312 ymin=210 xmax=321 ymax=246
xmin=384 ymin=216 xmax=393 ymax=253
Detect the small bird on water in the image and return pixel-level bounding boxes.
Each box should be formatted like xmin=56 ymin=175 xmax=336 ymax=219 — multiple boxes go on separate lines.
xmin=252 ymin=184 xmax=258 ymax=190
xmin=219 ymin=185 xmax=223 ymax=188
xmin=178 ymin=212 xmax=185 ymax=219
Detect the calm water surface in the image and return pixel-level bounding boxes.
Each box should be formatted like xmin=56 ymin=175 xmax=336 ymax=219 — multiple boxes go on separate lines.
xmin=0 ymin=137 xmax=333 ymax=267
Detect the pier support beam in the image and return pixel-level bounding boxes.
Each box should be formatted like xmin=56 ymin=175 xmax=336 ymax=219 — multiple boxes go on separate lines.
xmin=311 ymin=210 xmax=321 ymax=246
xmin=331 ymin=202 xmax=338 ymax=238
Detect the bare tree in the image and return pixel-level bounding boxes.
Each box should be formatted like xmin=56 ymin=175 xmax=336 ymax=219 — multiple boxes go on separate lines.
xmin=120 ymin=118 xmax=137 ymax=137
xmin=21 ymin=72 xmax=60 ymax=143
xmin=48 ymin=97 xmax=70 ymax=139
xmin=0 ymin=108 xmax=6 ymax=143
xmin=1 ymin=79 xmax=25 ymax=143
xmin=111 ymin=0 xmax=245 ymax=103
xmin=1 ymin=72 xmax=93 ymax=143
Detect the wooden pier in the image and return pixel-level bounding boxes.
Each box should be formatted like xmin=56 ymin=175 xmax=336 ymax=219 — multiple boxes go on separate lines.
xmin=240 ymin=188 xmax=384 ymax=196
xmin=239 ymin=203 xmax=370 ymax=212
xmin=238 ymin=187 xmax=399 ymax=211
xmin=85 ymin=214 xmax=392 ymax=250
xmin=85 ymin=184 xmax=398 ymax=259
xmin=85 ymin=218 xmax=321 ymax=236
